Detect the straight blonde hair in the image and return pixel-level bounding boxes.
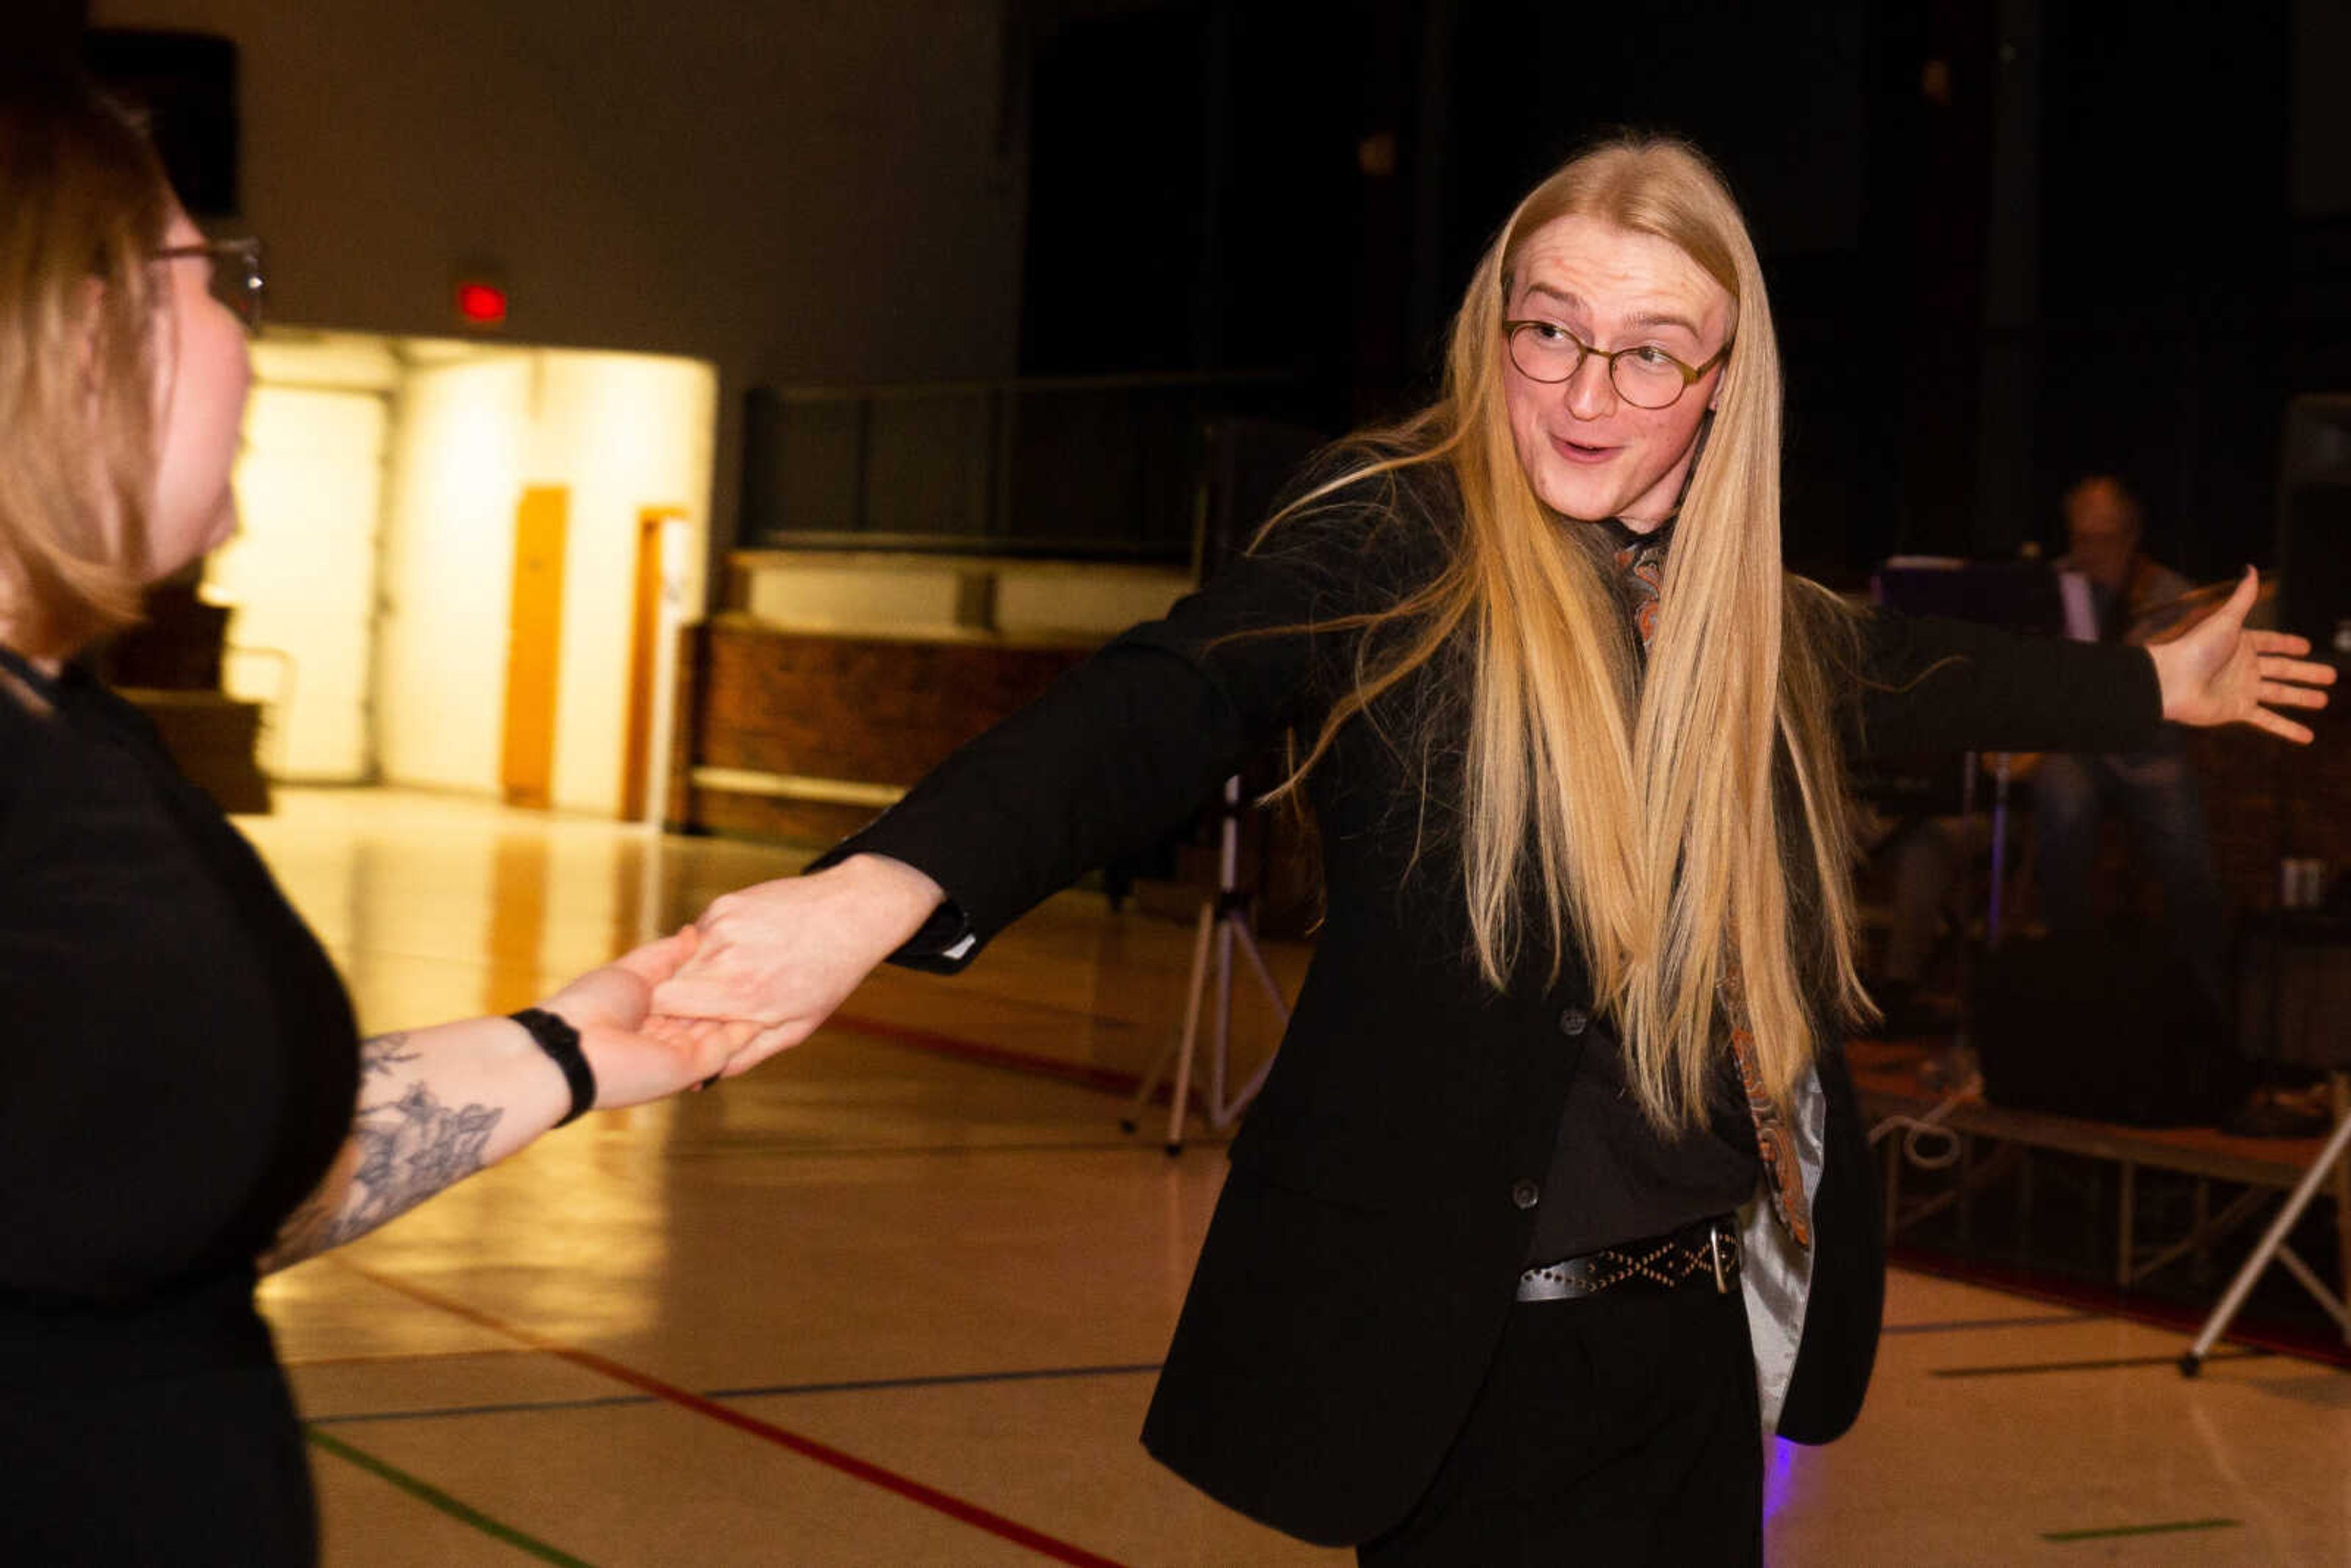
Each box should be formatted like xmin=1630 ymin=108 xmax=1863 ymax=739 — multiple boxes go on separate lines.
xmin=0 ymin=72 xmax=174 ymax=660
xmin=1272 ymin=135 xmax=1869 ymax=1129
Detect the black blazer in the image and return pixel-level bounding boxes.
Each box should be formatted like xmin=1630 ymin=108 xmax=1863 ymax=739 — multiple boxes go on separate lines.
xmin=828 ymin=465 xmax=2162 ymax=1546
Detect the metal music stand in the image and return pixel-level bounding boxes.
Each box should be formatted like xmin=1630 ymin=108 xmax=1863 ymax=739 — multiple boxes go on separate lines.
xmin=2178 ymin=1075 xmax=2351 ymax=1375
xmin=1116 ymin=417 xmax=1321 ymax=1153
xmin=1121 ymin=775 xmax=1291 ymax=1154
xmin=2181 ymin=912 xmax=2351 ymax=1374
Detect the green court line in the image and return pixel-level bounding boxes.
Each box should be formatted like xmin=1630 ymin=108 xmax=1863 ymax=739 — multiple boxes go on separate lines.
xmin=2042 ymin=1517 xmax=2241 ymax=1543
xmin=304 ymin=1427 xmax=596 ymax=1566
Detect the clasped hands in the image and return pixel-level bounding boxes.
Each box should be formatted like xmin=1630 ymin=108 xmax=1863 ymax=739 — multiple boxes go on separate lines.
xmin=546 ymin=853 xmax=949 ymax=1102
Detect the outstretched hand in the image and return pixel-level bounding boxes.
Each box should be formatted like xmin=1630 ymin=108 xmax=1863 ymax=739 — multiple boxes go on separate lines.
xmin=540 ymin=927 xmax=739 ymax=1109
xmin=642 ymin=853 xmax=948 ymax=1080
xmin=2148 ymin=568 xmax=2335 ymax=743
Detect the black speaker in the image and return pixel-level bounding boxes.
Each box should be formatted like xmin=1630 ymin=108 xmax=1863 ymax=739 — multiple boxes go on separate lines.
xmin=2276 ymin=394 xmax=2351 ymax=658
xmin=81 ymin=29 xmax=240 ymax=219
xmin=1972 ymin=929 xmax=2253 ymax=1127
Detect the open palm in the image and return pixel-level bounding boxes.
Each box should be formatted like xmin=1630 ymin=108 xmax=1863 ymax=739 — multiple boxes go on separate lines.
xmin=2150 ymin=568 xmax=2335 ymax=743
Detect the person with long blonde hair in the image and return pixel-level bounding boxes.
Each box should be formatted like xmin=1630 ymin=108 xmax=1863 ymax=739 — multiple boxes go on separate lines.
xmin=657 ymin=135 xmax=2331 ymax=1559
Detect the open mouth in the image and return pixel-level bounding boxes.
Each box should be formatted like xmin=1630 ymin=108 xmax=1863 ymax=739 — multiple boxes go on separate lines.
xmin=1551 ymin=433 xmax=1617 ymax=465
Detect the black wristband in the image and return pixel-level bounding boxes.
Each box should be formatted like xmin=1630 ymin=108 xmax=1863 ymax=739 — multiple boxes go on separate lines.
xmin=510 ymin=1007 xmax=596 ymax=1126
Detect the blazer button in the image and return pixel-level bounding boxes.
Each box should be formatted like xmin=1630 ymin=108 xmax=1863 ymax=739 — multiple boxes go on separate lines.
xmin=1510 ymin=1179 xmax=1541 ymax=1210
xmin=1558 ymin=1007 xmax=1590 ymax=1037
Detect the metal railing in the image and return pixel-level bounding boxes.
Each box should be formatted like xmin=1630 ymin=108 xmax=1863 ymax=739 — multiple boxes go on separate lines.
xmin=741 ymin=369 xmax=1321 ymax=564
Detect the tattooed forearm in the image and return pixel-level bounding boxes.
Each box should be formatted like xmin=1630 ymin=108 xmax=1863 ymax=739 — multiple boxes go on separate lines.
xmin=360 ymin=1030 xmax=420 ymax=1079
xmin=258 ymin=1081 xmax=506 ymax=1272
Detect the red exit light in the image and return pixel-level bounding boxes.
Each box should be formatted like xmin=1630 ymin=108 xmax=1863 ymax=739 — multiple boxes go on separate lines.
xmin=454 ymin=280 xmax=508 ymax=327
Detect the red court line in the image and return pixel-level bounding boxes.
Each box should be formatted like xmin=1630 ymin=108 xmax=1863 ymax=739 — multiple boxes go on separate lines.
xmin=827 ymin=1011 xmax=1149 ymax=1098
xmin=332 ymin=1259 xmax=1131 ymax=1567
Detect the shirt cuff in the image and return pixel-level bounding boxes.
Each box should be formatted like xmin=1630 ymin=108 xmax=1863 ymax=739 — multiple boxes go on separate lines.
xmin=801 ymin=840 xmax=983 ymax=973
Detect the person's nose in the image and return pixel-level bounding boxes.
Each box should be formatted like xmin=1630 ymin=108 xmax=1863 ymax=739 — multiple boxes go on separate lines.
xmin=1562 ymin=350 xmax=1619 ymax=421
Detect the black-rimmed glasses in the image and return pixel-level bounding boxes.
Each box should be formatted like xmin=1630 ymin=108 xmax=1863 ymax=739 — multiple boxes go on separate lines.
xmin=1503 ymin=318 xmax=1727 ymax=409
xmin=153 ymin=236 xmax=266 ymax=335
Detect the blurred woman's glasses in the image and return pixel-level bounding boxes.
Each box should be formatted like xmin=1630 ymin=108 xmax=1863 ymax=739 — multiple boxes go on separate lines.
xmin=152 ymin=236 xmax=265 ymax=335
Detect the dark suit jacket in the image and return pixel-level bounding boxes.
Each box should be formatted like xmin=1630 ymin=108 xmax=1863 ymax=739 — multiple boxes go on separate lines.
xmin=825 ymin=464 xmax=2162 ymax=1546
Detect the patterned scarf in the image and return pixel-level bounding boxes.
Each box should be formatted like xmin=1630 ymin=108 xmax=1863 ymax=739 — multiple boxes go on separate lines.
xmin=1606 ymin=518 xmax=1813 ymax=1249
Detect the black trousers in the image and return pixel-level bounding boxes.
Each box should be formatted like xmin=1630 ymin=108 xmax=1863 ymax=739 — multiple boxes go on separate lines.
xmin=1359 ymin=1280 xmax=1763 ymax=1566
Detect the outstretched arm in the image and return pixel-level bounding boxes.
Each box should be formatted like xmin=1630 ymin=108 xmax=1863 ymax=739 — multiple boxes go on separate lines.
xmin=1854 ymin=568 xmax=2333 ymax=759
xmin=2147 ymin=566 xmax=2334 ymax=742
xmin=648 ymin=475 xmax=1432 ymax=1077
xmin=259 ymin=928 xmax=730 ymax=1272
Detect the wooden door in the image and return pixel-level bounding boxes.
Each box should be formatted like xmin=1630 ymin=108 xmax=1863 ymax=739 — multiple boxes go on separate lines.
xmin=499 ymin=485 xmax=568 ymax=807
xmin=620 ymin=506 xmax=684 ymax=821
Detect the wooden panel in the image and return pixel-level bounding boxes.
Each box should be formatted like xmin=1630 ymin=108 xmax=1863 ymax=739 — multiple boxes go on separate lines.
xmin=499 ymin=485 xmax=568 ymax=808
xmin=666 ymin=617 xmax=1325 ymax=934
xmin=667 ymin=620 xmax=1089 ymax=847
xmin=690 ymin=620 xmax=1092 ymax=787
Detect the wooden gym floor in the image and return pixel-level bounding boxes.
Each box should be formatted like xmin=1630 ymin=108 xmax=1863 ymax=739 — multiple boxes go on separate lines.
xmin=239 ymin=789 xmax=2351 ymax=1566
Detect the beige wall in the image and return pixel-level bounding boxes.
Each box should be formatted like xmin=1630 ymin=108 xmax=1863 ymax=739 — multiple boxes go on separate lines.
xmin=211 ymin=341 xmax=395 ymax=780
xmin=531 ymin=352 xmax=717 ymax=816
xmin=375 ymin=351 xmax=534 ymax=795
xmin=368 ymin=343 xmax=716 ymax=814
xmin=92 ymin=0 xmax=1029 ymax=541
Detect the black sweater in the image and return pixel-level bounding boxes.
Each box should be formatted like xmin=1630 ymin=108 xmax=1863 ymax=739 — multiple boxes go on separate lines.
xmin=0 ymin=662 xmax=359 ymax=1565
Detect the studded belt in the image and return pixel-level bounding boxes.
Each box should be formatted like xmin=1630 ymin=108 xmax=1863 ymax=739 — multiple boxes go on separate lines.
xmin=1515 ymin=1215 xmax=1742 ymax=1302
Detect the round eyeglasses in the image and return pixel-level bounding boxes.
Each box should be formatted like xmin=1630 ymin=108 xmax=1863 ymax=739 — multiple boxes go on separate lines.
xmin=1503 ymin=319 xmax=1727 ymax=410
xmin=152 ymin=236 xmax=266 ymax=336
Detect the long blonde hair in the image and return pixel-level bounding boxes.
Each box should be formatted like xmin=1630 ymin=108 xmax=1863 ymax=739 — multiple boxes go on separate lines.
xmin=0 ymin=72 xmax=173 ymax=660
xmin=1273 ymin=135 xmax=1868 ymax=1128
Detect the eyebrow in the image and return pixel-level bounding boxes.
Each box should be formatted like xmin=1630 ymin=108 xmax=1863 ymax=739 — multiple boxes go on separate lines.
xmin=1517 ymin=283 xmax=1703 ymax=338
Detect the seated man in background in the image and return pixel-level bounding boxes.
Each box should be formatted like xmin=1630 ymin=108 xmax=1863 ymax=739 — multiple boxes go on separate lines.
xmin=2034 ymin=475 xmax=2227 ymax=994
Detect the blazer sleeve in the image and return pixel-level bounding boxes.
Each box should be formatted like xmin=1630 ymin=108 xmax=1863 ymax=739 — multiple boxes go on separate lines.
xmin=813 ymin=481 xmax=1424 ymax=972
xmin=1848 ymin=607 xmax=2165 ymax=760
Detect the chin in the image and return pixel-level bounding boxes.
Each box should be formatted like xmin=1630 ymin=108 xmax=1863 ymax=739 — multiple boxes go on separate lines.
xmin=1533 ymin=475 xmax=1629 ymax=524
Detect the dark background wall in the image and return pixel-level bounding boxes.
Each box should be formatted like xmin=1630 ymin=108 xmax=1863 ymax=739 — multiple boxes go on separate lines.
xmin=1018 ymin=0 xmax=2348 ymax=586
xmin=88 ymin=0 xmax=1032 ymax=551
xmin=64 ymin=0 xmax=2351 ymax=583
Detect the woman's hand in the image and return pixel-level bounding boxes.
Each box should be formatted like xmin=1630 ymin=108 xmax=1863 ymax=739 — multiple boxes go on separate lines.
xmin=541 ymin=927 xmax=737 ymax=1109
xmin=2148 ymin=568 xmax=2336 ymax=742
xmin=645 ymin=853 xmax=947 ymax=1078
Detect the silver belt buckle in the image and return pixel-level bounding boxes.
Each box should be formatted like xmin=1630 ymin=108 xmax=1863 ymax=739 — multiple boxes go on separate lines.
xmin=1708 ymin=1223 xmax=1730 ymax=1294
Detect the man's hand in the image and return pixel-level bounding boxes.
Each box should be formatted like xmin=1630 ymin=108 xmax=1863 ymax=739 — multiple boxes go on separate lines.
xmin=2149 ymin=567 xmax=2335 ymax=743
xmin=645 ymin=854 xmax=947 ymax=1078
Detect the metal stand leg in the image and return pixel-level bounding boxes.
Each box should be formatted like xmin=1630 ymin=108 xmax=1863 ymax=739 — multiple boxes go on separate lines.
xmin=1120 ymin=776 xmax=1294 ymax=1155
xmin=2180 ymin=1076 xmax=2351 ymax=1376
xmin=1161 ymin=901 xmax=1218 ymax=1153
